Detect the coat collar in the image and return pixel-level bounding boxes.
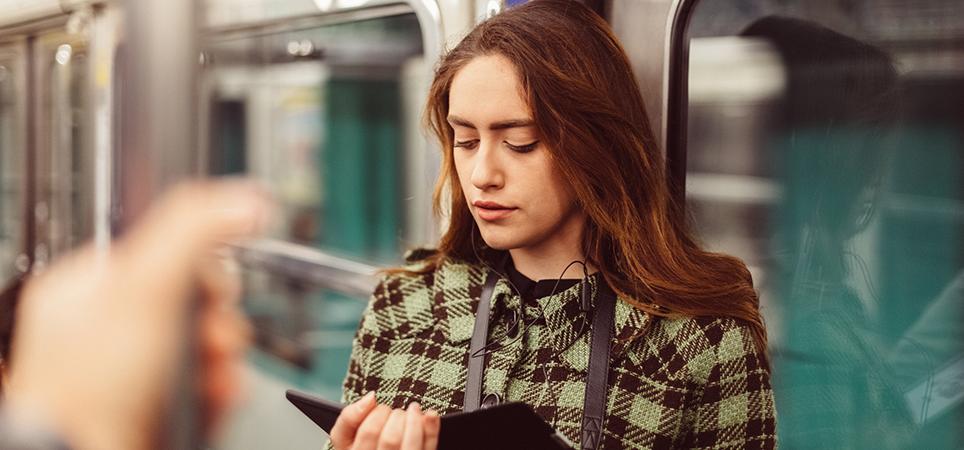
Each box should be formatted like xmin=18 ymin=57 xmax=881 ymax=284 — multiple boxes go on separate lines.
xmin=431 ymin=258 xmax=651 ymax=369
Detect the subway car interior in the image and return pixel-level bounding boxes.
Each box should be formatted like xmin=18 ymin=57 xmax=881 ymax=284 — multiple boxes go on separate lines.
xmin=0 ymin=0 xmax=961 ymax=448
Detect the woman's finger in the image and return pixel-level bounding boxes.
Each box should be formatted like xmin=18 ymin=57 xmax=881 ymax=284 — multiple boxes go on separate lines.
xmin=376 ymin=408 xmax=406 ymax=450
xmin=401 ymin=403 xmax=423 ymax=450
xmin=353 ymin=404 xmax=391 ymax=450
xmin=329 ymin=392 xmax=377 ymax=449
xmin=422 ymin=410 xmax=440 ymax=450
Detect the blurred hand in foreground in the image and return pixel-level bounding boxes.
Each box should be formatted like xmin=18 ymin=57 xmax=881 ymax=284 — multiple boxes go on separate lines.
xmin=4 ymin=180 xmax=272 ymax=450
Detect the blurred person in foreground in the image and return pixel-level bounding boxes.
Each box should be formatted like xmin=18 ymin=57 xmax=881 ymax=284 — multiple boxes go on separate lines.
xmin=0 ymin=180 xmax=270 ymax=450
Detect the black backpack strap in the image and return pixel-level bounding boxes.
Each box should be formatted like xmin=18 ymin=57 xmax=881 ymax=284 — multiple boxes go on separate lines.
xmin=581 ymin=284 xmax=616 ymax=450
xmin=464 ymin=272 xmax=498 ymax=412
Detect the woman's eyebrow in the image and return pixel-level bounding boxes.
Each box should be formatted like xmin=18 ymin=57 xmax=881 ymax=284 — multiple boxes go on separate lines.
xmin=447 ymin=115 xmax=535 ymax=130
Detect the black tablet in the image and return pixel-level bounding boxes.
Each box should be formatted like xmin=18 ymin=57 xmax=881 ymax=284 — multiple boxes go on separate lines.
xmin=286 ymin=389 xmax=344 ymax=432
xmin=285 ymin=389 xmax=575 ymax=450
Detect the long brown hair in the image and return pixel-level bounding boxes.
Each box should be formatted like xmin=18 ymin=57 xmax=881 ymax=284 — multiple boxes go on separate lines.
xmin=420 ymin=0 xmax=767 ymax=363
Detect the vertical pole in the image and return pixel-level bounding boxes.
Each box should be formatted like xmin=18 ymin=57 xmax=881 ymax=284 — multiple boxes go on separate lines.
xmin=118 ymin=0 xmax=203 ymax=448
xmin=24 ymin=37 xmax=36 ymax=273
xmin=119 ymin=0 xmax=200 ymax=222
xmin=90 ymin=5 xmax=118 ymax=250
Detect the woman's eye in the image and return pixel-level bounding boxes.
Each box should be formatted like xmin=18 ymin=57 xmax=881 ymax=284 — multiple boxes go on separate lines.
xmin=506 ymin=141 xmax=539 ymax=153
xmin=454 ymin=139 xmax=479 ymax=150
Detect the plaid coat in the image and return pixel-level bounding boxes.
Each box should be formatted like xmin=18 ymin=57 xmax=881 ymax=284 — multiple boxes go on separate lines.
xmin=335 ymin=257 xmax=777 ymax=449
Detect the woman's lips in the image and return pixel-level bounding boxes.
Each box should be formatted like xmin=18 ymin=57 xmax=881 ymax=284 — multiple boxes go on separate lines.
xmin=473 ymin=201 xmax=517 ymax=221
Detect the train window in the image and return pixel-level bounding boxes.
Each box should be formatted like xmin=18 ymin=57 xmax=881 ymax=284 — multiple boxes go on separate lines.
xmin=671 ymin=1 xmax=963 ymax=448
xmin=201 ymin=9 xmax=430 ymax=449
xmin=35 ymin=34 xmax=92 ymax=265
xmin=0 ymin=45 xmax=26 ymax=281
xmin=203 ymin=12 xmax=425 ymax=266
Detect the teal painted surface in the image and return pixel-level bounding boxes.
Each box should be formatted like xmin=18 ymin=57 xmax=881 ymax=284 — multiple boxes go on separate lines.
xmin=321 ymin=77 xmax=402 ymax=264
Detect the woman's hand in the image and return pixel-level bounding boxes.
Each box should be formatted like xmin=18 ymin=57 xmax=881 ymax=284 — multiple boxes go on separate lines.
xmin=329 ymin=392 xmax=440 ymax=450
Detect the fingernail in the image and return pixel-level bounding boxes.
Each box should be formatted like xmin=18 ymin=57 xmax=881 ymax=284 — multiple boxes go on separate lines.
xmin=425 ymin=409 xmax=438 ymax=417
xmin=407 ymin=402 xmax=421 ymax=413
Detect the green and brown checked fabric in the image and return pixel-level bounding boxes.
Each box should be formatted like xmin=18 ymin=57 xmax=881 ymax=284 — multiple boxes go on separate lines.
xmin=332 ymin=257 xmax=776 ymax=449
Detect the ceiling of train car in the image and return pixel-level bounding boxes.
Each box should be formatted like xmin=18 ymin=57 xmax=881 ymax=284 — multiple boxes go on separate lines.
xmin=204 ymin=0 xmax=426 ymax=29
xmin=0 ymin=0 xmax=64 ymax=28
xmin=204 ymin=11 xmax=422 ymax=67
xmin=206 ymin=0 xmax=322 ymax=27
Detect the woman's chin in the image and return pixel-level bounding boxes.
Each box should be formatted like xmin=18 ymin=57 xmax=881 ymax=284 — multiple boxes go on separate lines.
xmin=477 ymin=230 xmax=526 ymax=251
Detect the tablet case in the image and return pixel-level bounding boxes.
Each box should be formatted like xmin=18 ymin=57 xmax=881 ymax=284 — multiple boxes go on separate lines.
xmin=286 ymin=389 xmax=575 ymax=450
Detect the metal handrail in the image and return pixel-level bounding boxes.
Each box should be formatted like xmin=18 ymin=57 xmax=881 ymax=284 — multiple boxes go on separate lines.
xmin=234 ymin=239 xmax=381 ymax=299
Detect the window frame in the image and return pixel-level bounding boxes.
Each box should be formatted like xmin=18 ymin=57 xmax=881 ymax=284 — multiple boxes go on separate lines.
xmin=664 ymin=0 xmax=701 ymax=210
xmin=201 ymin=2 xmax=444 ymax=297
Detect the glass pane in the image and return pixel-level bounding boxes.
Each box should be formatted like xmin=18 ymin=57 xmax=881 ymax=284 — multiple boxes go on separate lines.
xmin=203 ymin=12 xmax=425 ymax=265
xmin=684 ymin=1 xmax=964 ymax=448
xmin=45 ymin=41 xmax=92 ymax=259
xmin=202 ymin=12 xmax=427 ymax=449
xmin=0 ymin=49 xmax=25 ymax=281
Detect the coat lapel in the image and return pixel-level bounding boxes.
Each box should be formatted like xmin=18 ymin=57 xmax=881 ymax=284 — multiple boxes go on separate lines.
xmin=432 ymin=257 xmax=653 ymax=369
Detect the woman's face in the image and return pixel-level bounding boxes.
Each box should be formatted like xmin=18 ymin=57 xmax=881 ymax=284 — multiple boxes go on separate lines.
xmin=449 ymin=54 xmax=584 ymax=253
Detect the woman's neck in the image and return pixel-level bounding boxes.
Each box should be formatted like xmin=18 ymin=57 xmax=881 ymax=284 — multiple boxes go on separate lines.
xmin=507 ymin=226 xmax=595 ymax=280
xmin=509 ymin=248 xmax=588 ymax=281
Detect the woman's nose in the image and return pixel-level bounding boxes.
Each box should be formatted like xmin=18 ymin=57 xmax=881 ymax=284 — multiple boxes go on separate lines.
xmin=470 ymin=142 xmax=505 ymax=191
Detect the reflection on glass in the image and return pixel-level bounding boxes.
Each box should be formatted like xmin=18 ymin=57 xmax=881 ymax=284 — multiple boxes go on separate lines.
xmin=205 ymin=13 xmax=424 ymax=265
xmin=685 ymin=2 xmax=963 ymax=449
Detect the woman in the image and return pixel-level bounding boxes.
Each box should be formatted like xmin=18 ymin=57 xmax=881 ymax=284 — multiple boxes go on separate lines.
xmin=328 ymin=1 xmax=776 ymax=449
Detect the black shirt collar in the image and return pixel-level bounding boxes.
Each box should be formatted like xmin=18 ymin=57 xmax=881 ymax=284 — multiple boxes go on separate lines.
xmin=504 ymin=258 xmax=582 ymax=303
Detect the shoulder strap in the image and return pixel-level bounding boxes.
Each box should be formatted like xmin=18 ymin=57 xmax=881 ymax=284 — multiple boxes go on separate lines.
xmin=463 ymin=272 xmax=617 ymax=450
xmin=463 ymin=272 xmax=498 ymax=412
xmin=581 ymin=284 xmax=616 ymax=450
